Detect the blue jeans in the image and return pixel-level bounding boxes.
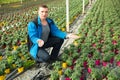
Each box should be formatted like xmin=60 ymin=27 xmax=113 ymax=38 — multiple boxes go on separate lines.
xmin=36 ymin=36 xmax=64 ymax=62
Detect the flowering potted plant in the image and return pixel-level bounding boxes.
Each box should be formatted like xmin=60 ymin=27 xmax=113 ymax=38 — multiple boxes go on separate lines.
xmin=15 ymin=58 xmax=24 ymax=73
xmin=50 ymin=70 xmax=59 ymax=80
xmin=0 ymin=60 xmax=6 ymax=80
xmin=102 ymin=51 xmax=114 ymax=67
xmin=107 ymin=67 xmax=120 ymax=80
xmin=114 ymin=54 xmax=120 ymax=67
xmin=89 ymin=68 xmax=102 ymax=80
xmin=64 ymin=67 xmax=72 ymax=79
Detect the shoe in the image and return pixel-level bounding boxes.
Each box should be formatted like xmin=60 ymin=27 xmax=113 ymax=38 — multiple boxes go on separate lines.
xmin=50 ymin=57 xmax=63 ymax=62
xmin=35 ymin=62 xmax=49 ymax=68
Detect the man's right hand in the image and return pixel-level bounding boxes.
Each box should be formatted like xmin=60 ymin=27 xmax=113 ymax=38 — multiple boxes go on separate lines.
xmin=38 ymin=39 xmax=44 ymax=47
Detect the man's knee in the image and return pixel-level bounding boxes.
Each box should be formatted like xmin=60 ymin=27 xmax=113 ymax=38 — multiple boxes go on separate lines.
xmin=55 ymin=37 xmax=64 ymax=44
xmin=36 ymin=49 xmax=50 ymax=62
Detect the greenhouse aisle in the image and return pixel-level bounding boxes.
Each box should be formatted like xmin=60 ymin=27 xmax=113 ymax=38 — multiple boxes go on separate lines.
xmin=13 ymin=1 xmax=96 ymax=80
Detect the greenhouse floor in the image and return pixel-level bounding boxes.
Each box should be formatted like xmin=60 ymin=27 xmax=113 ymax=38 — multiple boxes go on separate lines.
xmin=13 ymin=1 xmax=96 ymax=80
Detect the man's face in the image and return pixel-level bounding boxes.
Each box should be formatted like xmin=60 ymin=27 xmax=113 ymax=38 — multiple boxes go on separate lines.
xmin=38 ymin=7 xmax=48 ymax=20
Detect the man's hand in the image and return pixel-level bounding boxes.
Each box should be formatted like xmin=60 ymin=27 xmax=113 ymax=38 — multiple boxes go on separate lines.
xmin=38 ymin=39 xmax=44 ymax=47
xmin=66 ymin=33 xmax=80 ymax=39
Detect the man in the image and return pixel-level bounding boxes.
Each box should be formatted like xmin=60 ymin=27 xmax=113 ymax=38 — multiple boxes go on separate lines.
xmin=28 ymin=4 xmax=79 ymax=63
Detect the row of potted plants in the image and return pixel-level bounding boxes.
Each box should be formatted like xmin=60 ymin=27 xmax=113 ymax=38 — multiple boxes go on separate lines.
xmin=0 ymin=0 xmax=90 ymax=79
xmin=49 ymin=0 xmax=120 ymax=79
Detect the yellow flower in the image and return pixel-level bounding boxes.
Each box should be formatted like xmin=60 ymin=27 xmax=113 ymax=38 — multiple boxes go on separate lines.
xmin=62 ymin=62 xmax=67 ymax=69
xmin=17 ymin=67 xmax=24 ymax=73
xmin=0 ymin=75 xmax=5 ymax=80
xmin=0 ymin=56 xmax=3 ymax=61
xmin=58 ymin=70 xmax=63 ymax=76
xmin=13 ymin=46 xmax=18 ymax=50
xmin=73 ymin=41 xmax=78 ymax=47
xmin=4 ymin=68 xmax=10 ymax=74
xmin=12 ymin=64 xmax=16 ymax=68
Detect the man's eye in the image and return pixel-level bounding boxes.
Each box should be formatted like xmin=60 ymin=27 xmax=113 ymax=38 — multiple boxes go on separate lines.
xmin=45 ymin=11 xmax=48 ymax=13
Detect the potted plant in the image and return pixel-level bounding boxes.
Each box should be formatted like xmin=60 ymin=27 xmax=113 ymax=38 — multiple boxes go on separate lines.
xmin=64 ymin=67 xmax=72 ymax=79
xmin=52 ymin=61 xmax=62 ymax=71
xmin=0 ymin=60 xmax=6 ymax=80
xmin=66 ymin=56 xmax=73 ymax=66
xmin=107 ymin=67 xmax=120 ymax=80
xmin=114 ymin=54 xmax=120 ymax=67
xmin=101 ymin=65 xmax=111 ymax=79
xmin=50 ymin=70 xmax=59 ymax=80
xmin=102 ymin=51 xmax=114 ymax=67
xmin=15 ymin=58 xmax=24 ymax=73
xmin=93 ymin=51 xmax=102 ymax=66
xmin=0 ymin=52 xmax=3 ymax=61
xmin=89 ymin=68 xmax=102 ymax=80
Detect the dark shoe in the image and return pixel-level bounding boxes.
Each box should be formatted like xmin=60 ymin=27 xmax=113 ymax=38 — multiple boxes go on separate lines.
xmin=50 ymin=57 xmax=63 ymax=62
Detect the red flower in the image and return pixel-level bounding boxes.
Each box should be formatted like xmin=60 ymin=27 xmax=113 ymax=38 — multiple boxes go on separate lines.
xmin=65 ymin=77 xmax=71 ymax=80
xmin=112 ymin=49 xmax=119 ymax=55
xmin=87 ymin=67 xmax=92 ymax=73
xmin=80 ymin=74 xmax=84 ymax=80
xmin=77 ymin=48 xmax=81 ymax=53
xmin=95 ymin=59 xmax=100 ymax=66
xmin=92 ymin=43 xmax=96 ymax=48
xmin=102 ymin=61 xmax=108 ymax=67
xmin=69 ymin=66 xmax=74 ymax=70
xmin=72 ymin=59 xmax=76 ymax=64
xmin=110 ymin=57 xmax=114 ymax=64
xmin=88 ymin=53 xmax=93 ymax=58
xmin=116 ymin=61 xmax=120 ymax=67
xmin=98 ymin=48 xmax=102 ymax=52
xmin=83 ymin=61 xmax=88 ymax=68
xmin=112 ymin=40 xmax=117 ymax=45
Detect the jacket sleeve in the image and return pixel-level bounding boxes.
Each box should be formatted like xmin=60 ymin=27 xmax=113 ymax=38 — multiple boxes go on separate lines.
xmin=50 ymin=20 xmax=67 ymax=39
xmin=28 ymin=21 xmax=40 ymax=44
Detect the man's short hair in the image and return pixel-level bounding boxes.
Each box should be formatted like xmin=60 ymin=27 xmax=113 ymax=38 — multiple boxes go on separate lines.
xmin=39 ymin=4 xmax=48 ymax=9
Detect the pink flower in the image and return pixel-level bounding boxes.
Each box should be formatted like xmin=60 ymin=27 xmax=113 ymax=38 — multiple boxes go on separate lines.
xmin=95 ymin=59 xmax=100 ymax=66
xmin=80 ymin=75 xmax=84 ymax=80
xmin=87 ymin=67 xmax=92 ymax=73
xmin=69 ymin=66 xmax=74 ymax=70
xmin=112 ymin=40 xmax=117 ymax=45
xmin=65 ymin=77 xmax=71 ymax=80
xmin=92 ymin=43 xmax=96 ymax=47
xmin=110 ymin=57 xmax=114 ymax=64
xmin=77 ymin=48 xmax=81 ymax=53
xmin=102 ymin=61 xmax=108 ymax=67
xmin=116 ymin=61 xmax=120 ymax=67
xmin=83 ymin=61 xmax=88 ymax=68
xmin=72 ymin=59 xmax=76 ymax=64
